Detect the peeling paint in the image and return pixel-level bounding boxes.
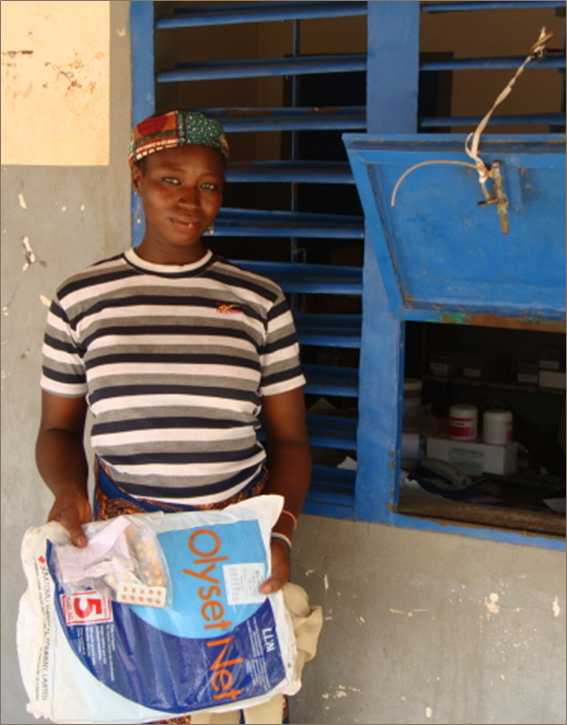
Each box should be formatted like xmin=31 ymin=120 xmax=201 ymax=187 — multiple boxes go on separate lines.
xmin=425 ymin=706 xmax=433 ymax=719
xmin=18 ymin=192 xmax=27 ymax=209
xmin=323 ymin=574 xmax=329 ymax=592
xmin=61 ymin=205 xmax=67 ymax=212
xmin=1 ymin=2 xmax=110 ymax=166
xmin=80 ymin=203 xmax=86 ymax=212
xmin=116 ymin=27 xmax=127 ymax=37
xmin=358 ymin=616 xmax=366 ymax=624
xmin=389 ymin=607 xmax=428 ymax=617
xmin=2 ymin=49 xmax=34 ymax=57
xmin=39 ymin=295 xmax=51 ymax=307
xmin=552 ymin=596 xmax=561 ymax=618
xmin=21 ymin=236 xmax=46 ymax=271
xmin=21 ymin=236 xmax=36 ymax=270
xmin=484 ymin=592 xmax=500 ymax=616
xmin=305 ymin=569 xmax=315 ymax=577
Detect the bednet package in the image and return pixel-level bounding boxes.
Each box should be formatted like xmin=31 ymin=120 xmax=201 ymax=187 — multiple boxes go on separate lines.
xmin=17 ymin=495 xmax=301 ymax=723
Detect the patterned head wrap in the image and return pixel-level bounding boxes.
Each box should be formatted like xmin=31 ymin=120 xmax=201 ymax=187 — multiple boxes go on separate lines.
xmin=128 ymin=110 xmax=229 ymax=166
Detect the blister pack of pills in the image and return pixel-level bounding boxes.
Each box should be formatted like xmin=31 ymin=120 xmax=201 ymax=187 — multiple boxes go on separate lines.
xmin=53 ymin=517 xmax=171 ymax=608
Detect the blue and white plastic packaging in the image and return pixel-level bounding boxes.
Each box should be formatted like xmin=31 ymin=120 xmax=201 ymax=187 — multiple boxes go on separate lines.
xmin=17 ymin=495 xmax=299 ymax=723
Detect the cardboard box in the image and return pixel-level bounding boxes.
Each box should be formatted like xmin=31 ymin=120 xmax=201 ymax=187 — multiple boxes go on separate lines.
xmin=426 ymin=436 xmax=518 ymax=476
xmin=538 ymin=370 xmax=566 ymax=390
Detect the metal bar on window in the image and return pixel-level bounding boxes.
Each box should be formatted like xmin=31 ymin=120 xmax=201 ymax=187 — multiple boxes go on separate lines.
xmin=157 ymin=1 xmax=367 ymax=28
xmin=157 ymin=54 xmax=366 ymax=82
xmin=211 ymin=208 xmax=364 ymax=238
xmin=307 ymin=414 xmax=358 ymax=450
xmin=303 ymin=364 xmax=359 ymax=397
xmin=195 ymin=107 xmax=367 ymax=132
xmin=421 ymin=56 xmax=564 ymax=71
xmin=296 ymin=314 xmax=362 ymax=348
xmin=233 ymin=261 xmax=362 ymax=294
xmin=421 ymin=113 xmax=565 ymax=127
xmin=422 ymin=1 xmax=564 ymax=12
xmin=226 ymin=161 xmax=353 ymax=183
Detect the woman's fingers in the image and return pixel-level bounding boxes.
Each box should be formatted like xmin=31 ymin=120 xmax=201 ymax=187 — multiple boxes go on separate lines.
xmin=48 ymin=497 xmax=92 ymax=547
xmin=260 ymin=539 xmax=291 ymax=594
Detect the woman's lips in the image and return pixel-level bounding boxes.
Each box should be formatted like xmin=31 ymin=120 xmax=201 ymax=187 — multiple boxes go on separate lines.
xmin=170 ymin=216 xmax=201 ymax=228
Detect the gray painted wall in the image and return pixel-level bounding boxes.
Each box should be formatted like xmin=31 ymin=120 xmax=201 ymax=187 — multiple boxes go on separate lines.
xmin=1 ymin=4 xmax=131 ymax=723
xmin=1 ymin=3 xmax=565 ymax=724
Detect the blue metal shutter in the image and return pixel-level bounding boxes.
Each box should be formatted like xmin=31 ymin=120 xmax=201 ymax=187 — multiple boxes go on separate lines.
xmin=130 ymin=1 xmax=369 ymax=518
xmin=130 ymin=1 xmax=565 ymax=530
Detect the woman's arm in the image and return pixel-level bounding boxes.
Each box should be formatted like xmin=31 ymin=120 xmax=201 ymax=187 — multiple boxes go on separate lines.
xmin=36 ymin=391 xmax=91 ymax=546
xmin=259 ymin=386 xmax=311 ymax=593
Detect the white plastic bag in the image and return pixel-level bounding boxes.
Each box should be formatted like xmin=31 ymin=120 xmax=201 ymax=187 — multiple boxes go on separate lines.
xmin=17 ymin=495 xmax=299 ymax=723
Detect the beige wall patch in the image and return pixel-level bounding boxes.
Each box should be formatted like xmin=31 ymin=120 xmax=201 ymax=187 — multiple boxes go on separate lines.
xmin=1 ymin=1 xmax=110 ymax=166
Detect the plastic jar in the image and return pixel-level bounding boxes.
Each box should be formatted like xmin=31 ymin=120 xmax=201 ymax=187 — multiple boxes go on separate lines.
xmin=448 ymin=404 xmax=478 ymax=441
xmin=483 ymin=409 xmax=513 ymax=445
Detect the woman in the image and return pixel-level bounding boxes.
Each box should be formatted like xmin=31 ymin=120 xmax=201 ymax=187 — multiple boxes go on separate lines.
xmin=36 ymin=110 xmax=311 ymax=723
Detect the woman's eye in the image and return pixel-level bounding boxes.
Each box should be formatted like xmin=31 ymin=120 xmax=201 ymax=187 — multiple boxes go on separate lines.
xmin=162 ymin=177 xmax=180 ymax=185
xmin=200 ymin=182 xmax=218 ymax=191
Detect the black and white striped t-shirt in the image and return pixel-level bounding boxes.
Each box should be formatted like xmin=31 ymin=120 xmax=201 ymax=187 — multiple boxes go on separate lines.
xmin=41 ymin=248 xmax=305 ymax=503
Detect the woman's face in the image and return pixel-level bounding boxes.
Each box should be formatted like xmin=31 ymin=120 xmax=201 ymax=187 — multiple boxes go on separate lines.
xmin=132 ymin=144 xmax=225 ymax=262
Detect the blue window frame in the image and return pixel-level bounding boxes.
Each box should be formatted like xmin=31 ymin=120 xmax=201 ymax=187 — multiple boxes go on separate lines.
xmin=130 ymin=0 xmax=565 ymax=551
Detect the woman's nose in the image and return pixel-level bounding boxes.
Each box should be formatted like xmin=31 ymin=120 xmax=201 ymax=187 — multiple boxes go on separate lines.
xmin=178 ymin=186 xmax=199 ymax=208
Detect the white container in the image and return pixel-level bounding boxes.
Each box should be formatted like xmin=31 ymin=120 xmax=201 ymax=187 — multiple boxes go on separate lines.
xmin=426 ymin=436 xmax=518 ymax=476
xmin=448 ymin=404 xmax=478 ymax=441
xmin=483 ymin=409 xmax=513 ymax=445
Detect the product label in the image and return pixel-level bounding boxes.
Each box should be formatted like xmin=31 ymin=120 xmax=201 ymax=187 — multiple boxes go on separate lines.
xmin=448 ymin=417 xmax=476 ymax=440
xmin=34 ymin=555 xmax=55 ymax=704
xmin=224 ymin=563 xmax=266 ymax=606
xmin=448 ymin=448 xmax=484 ymax=476
xmin=61 ymin=592 xmax=113 ymax=626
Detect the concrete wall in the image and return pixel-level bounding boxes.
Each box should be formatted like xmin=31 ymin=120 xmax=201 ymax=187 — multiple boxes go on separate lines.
xmin=1 ymin=2 xmax=131 ymax=723
xmin=292 ymin=517 xmax=565 ymax=725
xmin=1 ymin=3 xmax=565 ymax=724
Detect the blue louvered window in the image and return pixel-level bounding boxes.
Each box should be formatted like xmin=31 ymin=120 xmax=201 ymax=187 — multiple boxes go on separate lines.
xmin=131 ymin=1 xmax=565 ymax=548
xmin=131 ymin=0 xmax=369 ymax=519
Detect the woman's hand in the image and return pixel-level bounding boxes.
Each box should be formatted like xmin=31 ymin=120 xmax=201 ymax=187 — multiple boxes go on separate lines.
xmin=48 ymin=494 xmax=92 ymax=547
xmin=260 ymin=538 xmax=290 ymax=595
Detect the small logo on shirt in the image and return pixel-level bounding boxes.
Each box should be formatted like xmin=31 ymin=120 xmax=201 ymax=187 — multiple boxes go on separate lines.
xmin=217 ymin=304 xmax=241 ymax=314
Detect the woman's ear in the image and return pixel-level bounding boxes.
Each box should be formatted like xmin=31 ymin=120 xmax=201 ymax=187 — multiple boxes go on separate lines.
xmin=131 ymin=163 xmax=143 ymax=194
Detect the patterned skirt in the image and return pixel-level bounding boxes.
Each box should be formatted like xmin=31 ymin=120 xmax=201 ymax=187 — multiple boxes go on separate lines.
xmin=93 ymin=459 xmax=278 ymax=725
